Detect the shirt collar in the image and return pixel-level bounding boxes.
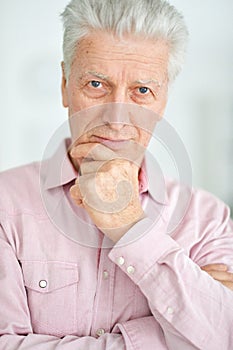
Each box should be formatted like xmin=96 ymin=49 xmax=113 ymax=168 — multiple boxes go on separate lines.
xmin=43 ymin=138 xmax=78 ymax=190
xmin=43 ymin=139 xmax=168 ymax=205
xmin=139 ymin=155 xmax=168 ymax=205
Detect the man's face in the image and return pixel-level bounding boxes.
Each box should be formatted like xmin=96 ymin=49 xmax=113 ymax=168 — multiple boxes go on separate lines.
xmin=61 ymin=31 xmax=169 ymax=151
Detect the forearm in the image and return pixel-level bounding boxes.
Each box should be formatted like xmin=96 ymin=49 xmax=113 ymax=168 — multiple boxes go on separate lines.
xmin=0 ymin=240 xmax=125 ymax=350
xmin=0 ymin=221 xmax=167 ymax=350
xmin=0 ymin=334 xmax=125 ymax=350
xmin=141 ymin=248 xmax=233 ymax=349
xmin=115 ymin=316 xmax=168 ymax=350
xmin=109 ymin=219 xmax=233 ymax=350
xmin=0 ymin=316 xmax=169 ymax=350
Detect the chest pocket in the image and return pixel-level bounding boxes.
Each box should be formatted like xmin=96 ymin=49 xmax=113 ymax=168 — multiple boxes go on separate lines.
xmin=21 ymin=260 xmax=79 ymax=337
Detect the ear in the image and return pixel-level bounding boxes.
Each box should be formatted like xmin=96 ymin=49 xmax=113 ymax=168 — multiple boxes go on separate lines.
xmin=61 ymin=62 xmax=68 ymax=108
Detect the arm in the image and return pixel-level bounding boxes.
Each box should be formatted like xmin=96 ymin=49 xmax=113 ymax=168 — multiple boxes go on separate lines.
xmin=0 ymin=225 xmax=169 ymax=350
xmin=114 ymin=316 xmax=168 ymax=350
xmin=201 ymin=264 xmax=233 ymax=291
xmin=109 ymin=213 xmax=233 ymax=350
xmin=0 ymin=233 xmax=125 ymax=350
xmin=69 ymin=143 xmax=233 ymax=349
xmin=0 ymin=334 xmax=124 ymax=350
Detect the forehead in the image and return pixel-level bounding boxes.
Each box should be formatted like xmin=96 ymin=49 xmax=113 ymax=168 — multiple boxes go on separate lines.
xmin=72 ymin=31 xmax=169 ymax=79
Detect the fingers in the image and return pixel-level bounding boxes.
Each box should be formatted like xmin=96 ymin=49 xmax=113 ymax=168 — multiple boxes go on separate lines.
xmin=70 ymin=143 xmax=116 ymax=162
xmin=201 ymin=264 xmax=228 ymax=272
xmin=70 ymin=142 xmax=141 ymax=177
xmin=220 ymin=281 xmax=233 ymax=291
xmin=70 ymin=180 xmax=84 ymax=208
xmin=203 ymin=270 xmax=233 ymax=283
xmin=70 ymin=141 xmax=146 ymax=169
xmin=80 ymin=160 xmax=105 ymax=175
xmin=201 ymin=264 xmax=233 ymax=291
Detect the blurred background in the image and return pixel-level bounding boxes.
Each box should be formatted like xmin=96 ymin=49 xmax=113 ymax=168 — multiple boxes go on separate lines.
xmin=0 ymin=0 xmax=232 ymax=214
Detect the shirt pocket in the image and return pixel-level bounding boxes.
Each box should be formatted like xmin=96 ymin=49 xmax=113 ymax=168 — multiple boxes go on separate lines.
xmin=21 ymin=260 xmax=79 ymax=337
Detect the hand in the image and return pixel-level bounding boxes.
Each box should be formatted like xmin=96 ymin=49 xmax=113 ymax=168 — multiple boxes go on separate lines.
xmin=69 ymin=142 xmax=145 ymax=242
xmin=201 ymin=264 xmax=233 ymax=291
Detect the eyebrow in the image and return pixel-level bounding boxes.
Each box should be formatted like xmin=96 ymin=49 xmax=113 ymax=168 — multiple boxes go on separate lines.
xmin=82 ymin=71 xmax=161 ymax=87
xmin=134 ymin=79 xmax=161 ymax=87
xmin=85 ymin=71 xmax=110 ymax=81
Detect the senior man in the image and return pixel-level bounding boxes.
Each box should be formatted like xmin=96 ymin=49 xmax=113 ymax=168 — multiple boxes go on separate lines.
xmin=1 ymin=0 xmax=233 ymax=349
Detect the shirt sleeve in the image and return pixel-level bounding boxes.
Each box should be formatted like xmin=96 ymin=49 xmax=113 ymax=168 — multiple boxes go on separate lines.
xmin=113 ymin=316 xmax=168 ymax=350
xmin=109 ymin=209 xmax=233 ymax=349
xmin=0 ymin=223 xmax=167 ymax=350
xmin=0 ymin=224 xmax=127 ymax=350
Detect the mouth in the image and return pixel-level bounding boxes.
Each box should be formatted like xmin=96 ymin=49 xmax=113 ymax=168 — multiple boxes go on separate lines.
xmin=93 ymin=136 xmax=132 ymax=150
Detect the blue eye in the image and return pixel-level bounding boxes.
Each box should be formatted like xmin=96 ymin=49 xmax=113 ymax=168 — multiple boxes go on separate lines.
xmin=138 ymin=87 xmax=149 ymax=94
xmin=90 ymin=81 xmax=101 ymax=88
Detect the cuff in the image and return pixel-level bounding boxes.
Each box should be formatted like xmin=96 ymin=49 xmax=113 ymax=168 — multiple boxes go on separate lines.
xmin=113 ymin=317 xmax=168 ymax=350
xmin=109 ymin=218 xmax=180 ymax=284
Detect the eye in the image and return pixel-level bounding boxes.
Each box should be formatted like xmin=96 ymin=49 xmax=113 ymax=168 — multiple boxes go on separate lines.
xmin=84 ymin=79 xmax=109 ymax=99
xmin=89 ymin=80 xmax=102 ymax=88
xmin=138 ymin=87 xmax=150 ymax=94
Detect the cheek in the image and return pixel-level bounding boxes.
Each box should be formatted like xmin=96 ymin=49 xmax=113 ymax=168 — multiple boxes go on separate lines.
xmin=67 ymin=87 xmax=106 ymax=116
xmin=67 ymin=89 xmax=82 ymax=113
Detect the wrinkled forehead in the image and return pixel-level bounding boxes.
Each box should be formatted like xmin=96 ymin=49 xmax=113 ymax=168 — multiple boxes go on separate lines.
xmin=72 ymin=31 xmax=169 ymax=80
xmin=74 ymin=31 xmax=169 ymax=63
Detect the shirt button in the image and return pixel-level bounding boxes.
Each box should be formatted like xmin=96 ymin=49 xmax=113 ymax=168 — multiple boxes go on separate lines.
xmin=167 ymin=307 xmax=174 ymax=315
xmin=39 ymin=280 xmax=47 ymax=288
xmin=103 ymin=271 xmax=109 ymax=279
xmin=96 ymin=328 xmax=105 ymax=337
xmin=127 ymin=266 xmax=135 ymax=275
xmin=117 ymin=257 xmax=125 ymax=266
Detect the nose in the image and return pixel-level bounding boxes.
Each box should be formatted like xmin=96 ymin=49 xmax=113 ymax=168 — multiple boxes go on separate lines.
xmin=102 ymin=101 xmax=131 ymax=130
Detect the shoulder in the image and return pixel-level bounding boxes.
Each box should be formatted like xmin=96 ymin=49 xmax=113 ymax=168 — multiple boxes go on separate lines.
xmin=165 ymin=178 xmax=230 ymax=229
xmin=0 ymin=162 xmax=42 ymax=215
xmin=0 ymin=161 xmax=39 ymax=181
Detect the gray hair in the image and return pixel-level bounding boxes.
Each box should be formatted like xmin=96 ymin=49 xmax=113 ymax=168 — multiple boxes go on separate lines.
xmin=61 ymin=0 xmax=189 ymax=83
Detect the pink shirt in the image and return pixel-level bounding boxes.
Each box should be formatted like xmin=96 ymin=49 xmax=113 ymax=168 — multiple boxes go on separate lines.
xmin=0 ymin=139 xmax=233 ymax=349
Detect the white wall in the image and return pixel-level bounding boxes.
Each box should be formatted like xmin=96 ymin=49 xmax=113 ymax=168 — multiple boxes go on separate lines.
xmin=0 ymin=1 xmax=232 ymax=211
xmin=167 ymin=0 xmax=233 ymax=211
xmin=0 ymin=0 xmax=68 ymax=170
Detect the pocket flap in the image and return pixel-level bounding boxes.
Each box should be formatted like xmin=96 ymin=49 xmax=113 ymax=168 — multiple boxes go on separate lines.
xmin=21 ymin=260 xmax=79 ymax=293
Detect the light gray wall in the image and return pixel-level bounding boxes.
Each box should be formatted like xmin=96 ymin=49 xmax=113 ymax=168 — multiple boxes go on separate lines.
xmin=0 ymin=1 xmax=232 ymax=211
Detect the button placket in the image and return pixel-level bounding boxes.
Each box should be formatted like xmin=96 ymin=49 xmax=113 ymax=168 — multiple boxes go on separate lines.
xmin=96 ymin=328 xmax=105 ymax=337
xmin=91 ymin=248 xmax=114 ymax=338
xmin=103 ymin=271 xmax=109 ymax=280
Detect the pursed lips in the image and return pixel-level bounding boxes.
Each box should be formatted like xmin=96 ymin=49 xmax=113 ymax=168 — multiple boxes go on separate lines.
xmin=93 ymin=136 xmax=132 ymax=150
